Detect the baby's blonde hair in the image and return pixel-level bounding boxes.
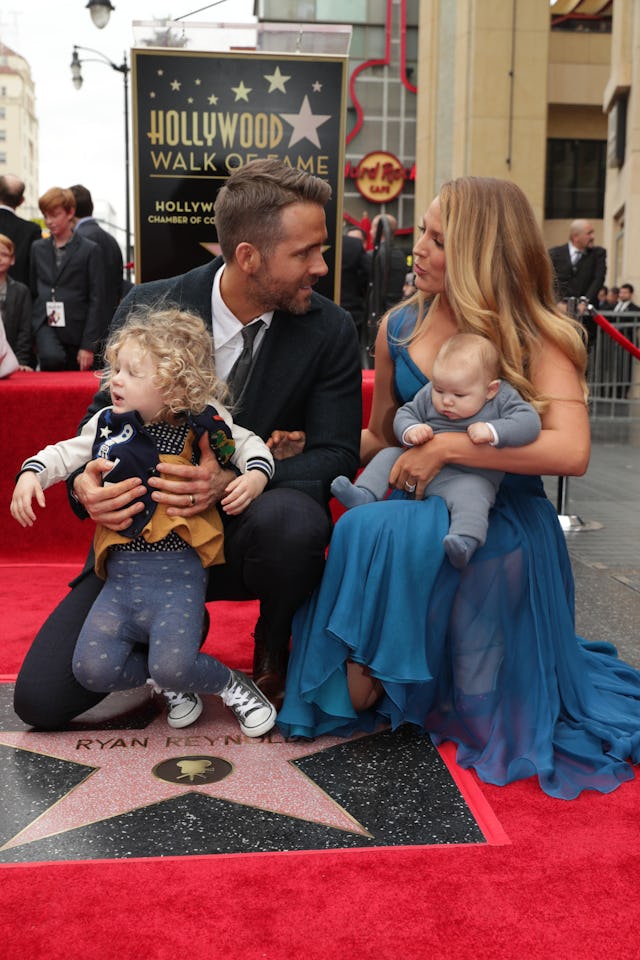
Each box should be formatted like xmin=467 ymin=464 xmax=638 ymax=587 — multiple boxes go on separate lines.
xmin=104 ymin=306 xmax=226 ymax=418
xmin=435 ymin=332 xmax=500 ymax=383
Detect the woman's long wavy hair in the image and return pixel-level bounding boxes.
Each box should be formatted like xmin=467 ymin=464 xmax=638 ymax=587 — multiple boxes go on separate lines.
xmin=104 ymin=306 xmax=226 ymax=420
xmin=396 ymin=177 xmax=588 ymax=411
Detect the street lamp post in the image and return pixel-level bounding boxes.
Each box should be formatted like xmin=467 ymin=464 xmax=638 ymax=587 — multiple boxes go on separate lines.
xmin=70 ymin=44 xmax=132 ymax=283
xmin=85 ymin=0 xmax=115 ymax=30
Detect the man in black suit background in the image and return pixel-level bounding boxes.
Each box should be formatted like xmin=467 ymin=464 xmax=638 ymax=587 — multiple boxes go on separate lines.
xmin=548 ymin=219 xmax=606 ymax=347
xmin=69 ymin=184 xmax=124 ymax=325
xmin=612 ymin=283 xmax=640 ymax=316
xmin=0 ymin=174 xmax=41 ymax=286
xmin=14 ymin=159 xmax=362 ymax=728
xmin=340 ymin=226 xmax=370 ymax=362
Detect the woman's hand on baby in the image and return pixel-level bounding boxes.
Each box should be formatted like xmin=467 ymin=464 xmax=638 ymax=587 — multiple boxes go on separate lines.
xmin=389 ymin=434 xmax=450 ymax=499
xmin=75 ymin=457 xmax=146 ymax=531
xmin=221 ymin=470 xmax=268 ymax=515
xmin=10 ymin=472 xmax=46 ymax=527
xmin=267 ymin=429 xmax=306 ymax=460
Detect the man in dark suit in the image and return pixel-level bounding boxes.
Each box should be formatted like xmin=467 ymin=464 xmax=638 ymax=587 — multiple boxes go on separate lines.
xmin=612 ymin=283 xmax=640 ymax=316
xmin=0 ymin=174 xmax=42 ymax=286
xmin=30 ymin=187 xmax=106 ymax=370
xmin=14 ymin=159 xmax=362 ymax=729
xmin=340 ymin=226 xmax=370 ymax=361
xmin=69 ymin=184 xmax=124 ymax=325
xmin=548 ymin=219 xmax=606 ymax=346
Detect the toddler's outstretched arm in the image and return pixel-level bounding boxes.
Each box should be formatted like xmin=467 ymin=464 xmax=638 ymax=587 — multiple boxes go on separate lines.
xmin=10 ymin=472 xmax=46 ymax=527
xmin=221 ymin=470 xmax=269 ymax=516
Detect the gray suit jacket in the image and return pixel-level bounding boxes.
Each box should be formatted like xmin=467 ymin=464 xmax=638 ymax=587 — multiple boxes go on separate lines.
xmin=74 ymin=219 xmax=124 ymax=322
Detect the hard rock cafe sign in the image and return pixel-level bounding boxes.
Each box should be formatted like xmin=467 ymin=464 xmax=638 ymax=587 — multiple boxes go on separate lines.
xmin=348 ymin=151 xmax=414 ymax=203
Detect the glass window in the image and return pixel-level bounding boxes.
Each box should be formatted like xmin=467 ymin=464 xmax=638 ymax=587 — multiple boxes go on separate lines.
xmin=318 ymin=0 xmax=366 ymax=20
xmin=545 ymin=138 xmax=606 ymax=220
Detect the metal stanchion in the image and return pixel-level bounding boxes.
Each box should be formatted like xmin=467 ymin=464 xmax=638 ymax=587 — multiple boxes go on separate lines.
xmin=555 ymin=475 xmax=602 ymax=533
xmin=363 ymin=216 xmax=393 ymax=369
xmin=556 ymin=297 xmax=602 ymax=534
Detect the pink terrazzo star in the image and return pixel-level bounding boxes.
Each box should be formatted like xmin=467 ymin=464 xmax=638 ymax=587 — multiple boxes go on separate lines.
xmin=0 ymin=696 xmax=372 ymax=851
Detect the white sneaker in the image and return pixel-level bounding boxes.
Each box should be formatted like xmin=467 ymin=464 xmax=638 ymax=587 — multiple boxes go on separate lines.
xmin=154 ymin=687 xmax=203 ymax=728
xmin=220 ymin=670 xmax=277 ymax=737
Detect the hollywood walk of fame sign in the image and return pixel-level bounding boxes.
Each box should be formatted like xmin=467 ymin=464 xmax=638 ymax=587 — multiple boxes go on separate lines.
xmin=0 ymin=688 xmax=486 ymax=864
xmin=132 ymin=49 xmax=348 ymax=293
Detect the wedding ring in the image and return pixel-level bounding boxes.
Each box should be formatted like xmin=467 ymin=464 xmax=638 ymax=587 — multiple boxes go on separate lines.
xmin=189 ymin=494 xmax=196 ymax=506
xmin=404 ymin=481 xmax=417 ymax=493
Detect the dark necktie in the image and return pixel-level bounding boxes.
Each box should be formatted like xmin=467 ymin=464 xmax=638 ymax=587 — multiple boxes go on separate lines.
xmin=227 ymin=320 xmax=264 ymax=397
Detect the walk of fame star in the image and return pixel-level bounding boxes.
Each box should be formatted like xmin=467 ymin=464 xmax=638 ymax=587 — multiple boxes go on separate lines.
xmin=0 ymin=698 xmax=370 ymax=852
xmin=0 ymin=684 xmax=483 ymax=863
xmin=0 ymin=685 xmax=487 ymax=864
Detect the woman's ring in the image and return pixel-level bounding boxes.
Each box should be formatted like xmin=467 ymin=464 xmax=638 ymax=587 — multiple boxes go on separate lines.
xmin=189 ymin=494 xmax=196 ymax=506
xmin=404 ymin=481 xmax=417 ymax=493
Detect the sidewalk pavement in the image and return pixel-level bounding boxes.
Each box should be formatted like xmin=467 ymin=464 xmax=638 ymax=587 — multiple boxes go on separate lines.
xmin=543 ymin=435 xmax=640 ymax=668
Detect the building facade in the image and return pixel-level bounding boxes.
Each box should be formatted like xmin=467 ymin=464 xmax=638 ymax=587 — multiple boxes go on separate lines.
xmin=0 ymin=42 xmax=39 ymax=220
xmin=414 ymin=1 xmax=637 ymax=293
xmin=257 ymin=0 xmax=419 ymax=253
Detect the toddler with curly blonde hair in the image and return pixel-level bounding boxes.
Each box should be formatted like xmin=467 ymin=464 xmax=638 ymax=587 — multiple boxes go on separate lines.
xmin=11 ymin=307 xmax=277 ymax=736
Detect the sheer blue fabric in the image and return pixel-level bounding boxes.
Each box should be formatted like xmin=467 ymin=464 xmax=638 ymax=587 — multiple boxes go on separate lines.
xmin=278 ymin=304 xmax=640 ymax=798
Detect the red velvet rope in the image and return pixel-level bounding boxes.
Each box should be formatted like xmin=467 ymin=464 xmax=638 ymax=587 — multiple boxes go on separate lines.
xmin=593 ymin=311 xmax=640 ymax=360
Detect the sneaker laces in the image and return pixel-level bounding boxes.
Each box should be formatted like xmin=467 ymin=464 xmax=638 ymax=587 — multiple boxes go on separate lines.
xmin=164 ymin=690 xmax=196 ymax=706
xmin=221 ymin=679 xmax=263 ymax=716
xmin=146 ymin=681 xmax=194 ymax=706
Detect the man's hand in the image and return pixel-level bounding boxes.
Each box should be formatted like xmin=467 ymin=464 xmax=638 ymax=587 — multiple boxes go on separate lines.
xmin=221 ymin=470 xmax=268 ymax=515
xmin=74 ymin=457 xmax=146 ymax=531
xmin=149 ymin=432 xmax=233 ymax=516
xmin=77 ymin=349 xmax=94 ymax=372
xmin=267 ymin=429 xmax=306 ymax=460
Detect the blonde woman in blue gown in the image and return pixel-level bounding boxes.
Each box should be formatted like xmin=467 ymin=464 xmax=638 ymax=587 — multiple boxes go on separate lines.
xmin=278 ymin=176 xmax=640 ymax=800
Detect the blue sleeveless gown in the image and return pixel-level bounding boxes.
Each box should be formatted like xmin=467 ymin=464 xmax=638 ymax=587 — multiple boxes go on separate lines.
xmin=278 ymin=305 xmax=640 ymax=799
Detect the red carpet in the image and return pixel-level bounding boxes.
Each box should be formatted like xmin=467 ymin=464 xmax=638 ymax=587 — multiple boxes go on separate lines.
xmin=2 ymin=372 xmax=640 ymax=958
xmin=2 ymin=561 xmax=640 ymax=959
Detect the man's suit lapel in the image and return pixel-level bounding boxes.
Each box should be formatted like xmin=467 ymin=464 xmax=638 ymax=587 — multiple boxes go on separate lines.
xmin=177 ymin=259 xmax=219 ymax=324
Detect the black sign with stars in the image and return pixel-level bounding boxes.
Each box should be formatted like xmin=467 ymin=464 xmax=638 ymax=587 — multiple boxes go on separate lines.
xmin=132 ymin=49 xmax=347 ymax=295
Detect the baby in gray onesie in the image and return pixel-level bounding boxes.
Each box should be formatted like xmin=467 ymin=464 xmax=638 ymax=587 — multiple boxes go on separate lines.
xmin=331 ymin=332 xmax=541 ymax=568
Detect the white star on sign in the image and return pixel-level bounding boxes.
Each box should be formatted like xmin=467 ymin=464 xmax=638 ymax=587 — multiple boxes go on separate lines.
xmin=280 ymin=95 xmax=331 ymax=149
xmin=264 ymin=65 xmax=290 ymax=93
xmin=170 ymin=79 xmax=181 ymax=92
xmin=231 ymin=80 xmax=252 ymax=102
